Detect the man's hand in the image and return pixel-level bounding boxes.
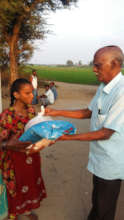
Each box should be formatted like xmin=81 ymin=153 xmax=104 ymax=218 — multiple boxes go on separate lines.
xmin=57 ymin=134 xmax=69 ymax=141
xmin=45 ymin=107 xmax=57 ymax=116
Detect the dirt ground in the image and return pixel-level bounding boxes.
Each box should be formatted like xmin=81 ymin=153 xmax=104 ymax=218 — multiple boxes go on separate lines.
xmin=2 ymin=82 xmax=124 ymax=220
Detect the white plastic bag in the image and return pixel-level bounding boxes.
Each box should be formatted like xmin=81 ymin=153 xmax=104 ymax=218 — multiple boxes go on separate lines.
xmin=25 ymin=106 xmax=52 ymax=131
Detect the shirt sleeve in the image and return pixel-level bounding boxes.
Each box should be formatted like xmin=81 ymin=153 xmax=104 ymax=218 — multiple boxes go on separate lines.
xmin=88 ymin=85 xmax=101 ymax=111
xmin=88 ymin=95 xmax=97 ymax=111
xmin=104 ymin=92 xmax=124 ymax=132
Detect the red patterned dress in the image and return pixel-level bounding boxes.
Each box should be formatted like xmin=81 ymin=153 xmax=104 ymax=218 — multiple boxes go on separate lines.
xmin=0 ymin=106 xmax=47 ymax=219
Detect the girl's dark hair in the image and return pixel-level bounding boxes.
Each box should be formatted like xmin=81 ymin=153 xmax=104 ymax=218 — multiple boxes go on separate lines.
xmin=10 ymin=78 xmax=31 ymax=106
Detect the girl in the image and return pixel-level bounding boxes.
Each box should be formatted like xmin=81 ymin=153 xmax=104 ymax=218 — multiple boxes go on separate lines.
xmin=0 ymin=78 xmax=47 ymax=220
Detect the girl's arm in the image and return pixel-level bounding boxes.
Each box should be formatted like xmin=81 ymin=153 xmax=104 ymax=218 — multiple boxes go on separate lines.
xmin=0 ymin=138 xmax=31 ymax=152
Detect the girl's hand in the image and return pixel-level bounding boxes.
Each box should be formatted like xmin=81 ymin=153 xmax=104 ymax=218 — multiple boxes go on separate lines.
xmin=6 ymin=139 xmax=32 ymax=152
xmin=26 ymin=138 xmax=56 ymax=154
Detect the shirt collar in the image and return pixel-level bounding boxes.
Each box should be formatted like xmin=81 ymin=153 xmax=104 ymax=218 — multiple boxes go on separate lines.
xmin=103 ymin=72 xmax=122 ymax=94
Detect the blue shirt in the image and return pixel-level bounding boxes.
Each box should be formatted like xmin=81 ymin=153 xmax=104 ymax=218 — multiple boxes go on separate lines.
xmin=51 ymin=86 xmax=58 ymax=100
xmin=88 ymin=72 xmax=124 ymax=180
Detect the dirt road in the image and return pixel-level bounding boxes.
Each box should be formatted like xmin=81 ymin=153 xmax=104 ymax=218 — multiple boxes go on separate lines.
xmin=3 ymin=82 xmax=124 ymax=220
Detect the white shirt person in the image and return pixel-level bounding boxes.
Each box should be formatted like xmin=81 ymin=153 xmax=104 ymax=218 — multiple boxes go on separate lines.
xmin=44 ymin=45 xmax=124 ymax=220
xmin=40 ymin=84 xmax=54 ymax=107
xmin=30 ymin=70 xmax=38 ymax=104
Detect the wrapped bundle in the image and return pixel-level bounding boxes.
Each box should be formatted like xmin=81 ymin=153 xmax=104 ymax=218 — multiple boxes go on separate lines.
xmin=19 ymin=106 xmax=76 ymax=153
xmin=19 ymin=120 xmax=76 ymax=143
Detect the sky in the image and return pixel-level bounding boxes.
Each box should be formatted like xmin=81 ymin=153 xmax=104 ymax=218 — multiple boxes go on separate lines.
xmin=29 ymin=0 xmax=124 ymax=65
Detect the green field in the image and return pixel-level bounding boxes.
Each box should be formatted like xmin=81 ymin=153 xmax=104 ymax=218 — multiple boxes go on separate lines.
xmin=24 ymin=65 xmax=124 ymax=85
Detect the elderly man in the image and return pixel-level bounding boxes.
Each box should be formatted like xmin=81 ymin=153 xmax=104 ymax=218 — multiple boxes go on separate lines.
xmin=45 ymin=45 xmax=124 ymax=220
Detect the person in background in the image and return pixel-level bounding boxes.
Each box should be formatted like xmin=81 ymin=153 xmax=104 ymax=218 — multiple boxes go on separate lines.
xmin=30 ymin=70 xmax=38 ymax=105
xmin=0 ymin=78 xmax=49 ymax=220
xmin=40 ymin=84 xmax=54 ymax=107
xmin=45 ymin=45 xmax=124 ymax=220
xmin=49 ymin=82 xmax=58 ymax=100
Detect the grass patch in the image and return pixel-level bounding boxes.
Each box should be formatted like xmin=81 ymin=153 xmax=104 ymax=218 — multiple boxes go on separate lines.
xmin=22 ymin=65 xmax=124 ymax=85
xmin=23 ymin=65 xmax=99 ymax=85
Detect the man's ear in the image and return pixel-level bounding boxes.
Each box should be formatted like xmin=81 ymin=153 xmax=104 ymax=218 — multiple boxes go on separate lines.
xmin=111 ymin=59 xmax=120 ymax=69
xmin=13 ymin=91 xmax=19 ymax=100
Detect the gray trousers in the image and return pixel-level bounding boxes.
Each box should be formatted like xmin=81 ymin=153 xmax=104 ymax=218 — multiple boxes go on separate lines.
xmin=87 ymin=175 xmax=121 ymax=220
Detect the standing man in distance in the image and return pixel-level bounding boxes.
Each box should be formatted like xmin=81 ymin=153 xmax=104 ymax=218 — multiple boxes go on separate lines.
xmin=45 ymin=45 xmax=124 ymax=220
xmin=30 ymin=69 xmax=38 ymax=104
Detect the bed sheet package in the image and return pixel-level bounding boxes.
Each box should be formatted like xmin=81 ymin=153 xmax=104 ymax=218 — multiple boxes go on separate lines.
xmin=19 ymin=120 xmax=76 ymax=143
xmin=19 ymin=105 xmax=76 ymax=143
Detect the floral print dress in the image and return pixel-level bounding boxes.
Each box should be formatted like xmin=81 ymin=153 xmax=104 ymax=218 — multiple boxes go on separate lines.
xmin=0 ymin=106 xmax=46 ymax=219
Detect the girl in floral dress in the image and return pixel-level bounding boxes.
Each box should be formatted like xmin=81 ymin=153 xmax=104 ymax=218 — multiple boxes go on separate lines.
xmin=0 ymin=78 xmax=47 ymax=220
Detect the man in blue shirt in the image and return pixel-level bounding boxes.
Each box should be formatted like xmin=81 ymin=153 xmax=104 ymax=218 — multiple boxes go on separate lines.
xmin=49 ymin=82 xmax=58 ymax=100
xmin=45 ymin=45 xmax=124 ymax=220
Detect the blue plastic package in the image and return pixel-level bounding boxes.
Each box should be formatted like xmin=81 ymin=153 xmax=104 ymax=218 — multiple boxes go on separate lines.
xmin=19 ymin=120 xmax=76 ymax=143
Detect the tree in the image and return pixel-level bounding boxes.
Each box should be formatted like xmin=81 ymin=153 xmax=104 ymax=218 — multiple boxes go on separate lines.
xmin=66 ymin=60 xmax=74 ymax=66
xmin=0 ymin=0 xmax=77 ymax=83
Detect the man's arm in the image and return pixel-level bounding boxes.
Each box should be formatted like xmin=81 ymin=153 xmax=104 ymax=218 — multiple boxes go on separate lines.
xmin=45 ymin=108 xmax=92 ymax=119
xmin=59 ymin=127 xmax=115 ymax=141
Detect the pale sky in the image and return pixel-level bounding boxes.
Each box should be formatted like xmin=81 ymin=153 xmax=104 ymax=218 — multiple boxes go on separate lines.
xmin=29 ymin=0 xmax=124 ymax=65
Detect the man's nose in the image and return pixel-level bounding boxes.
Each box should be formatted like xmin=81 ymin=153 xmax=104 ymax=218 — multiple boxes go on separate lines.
xmin=93 ymin=65 xmax=97 ymax=72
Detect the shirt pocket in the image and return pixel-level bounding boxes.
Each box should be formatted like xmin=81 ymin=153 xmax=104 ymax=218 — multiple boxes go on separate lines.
xmin=96 ymin=114 xmax=106 ymax=128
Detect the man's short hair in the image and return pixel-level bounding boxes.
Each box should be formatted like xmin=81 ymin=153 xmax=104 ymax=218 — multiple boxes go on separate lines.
xmin=95 ymin=45 xmax=124 ymax=66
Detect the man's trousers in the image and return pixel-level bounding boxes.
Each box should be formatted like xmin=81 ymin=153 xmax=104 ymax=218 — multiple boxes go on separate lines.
xmin=87 ymin=175 xmax=122 ymax=220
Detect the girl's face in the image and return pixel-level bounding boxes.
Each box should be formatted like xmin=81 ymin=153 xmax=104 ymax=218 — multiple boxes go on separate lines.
xmin=15 ymin=84 xmax=34 ymax=105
